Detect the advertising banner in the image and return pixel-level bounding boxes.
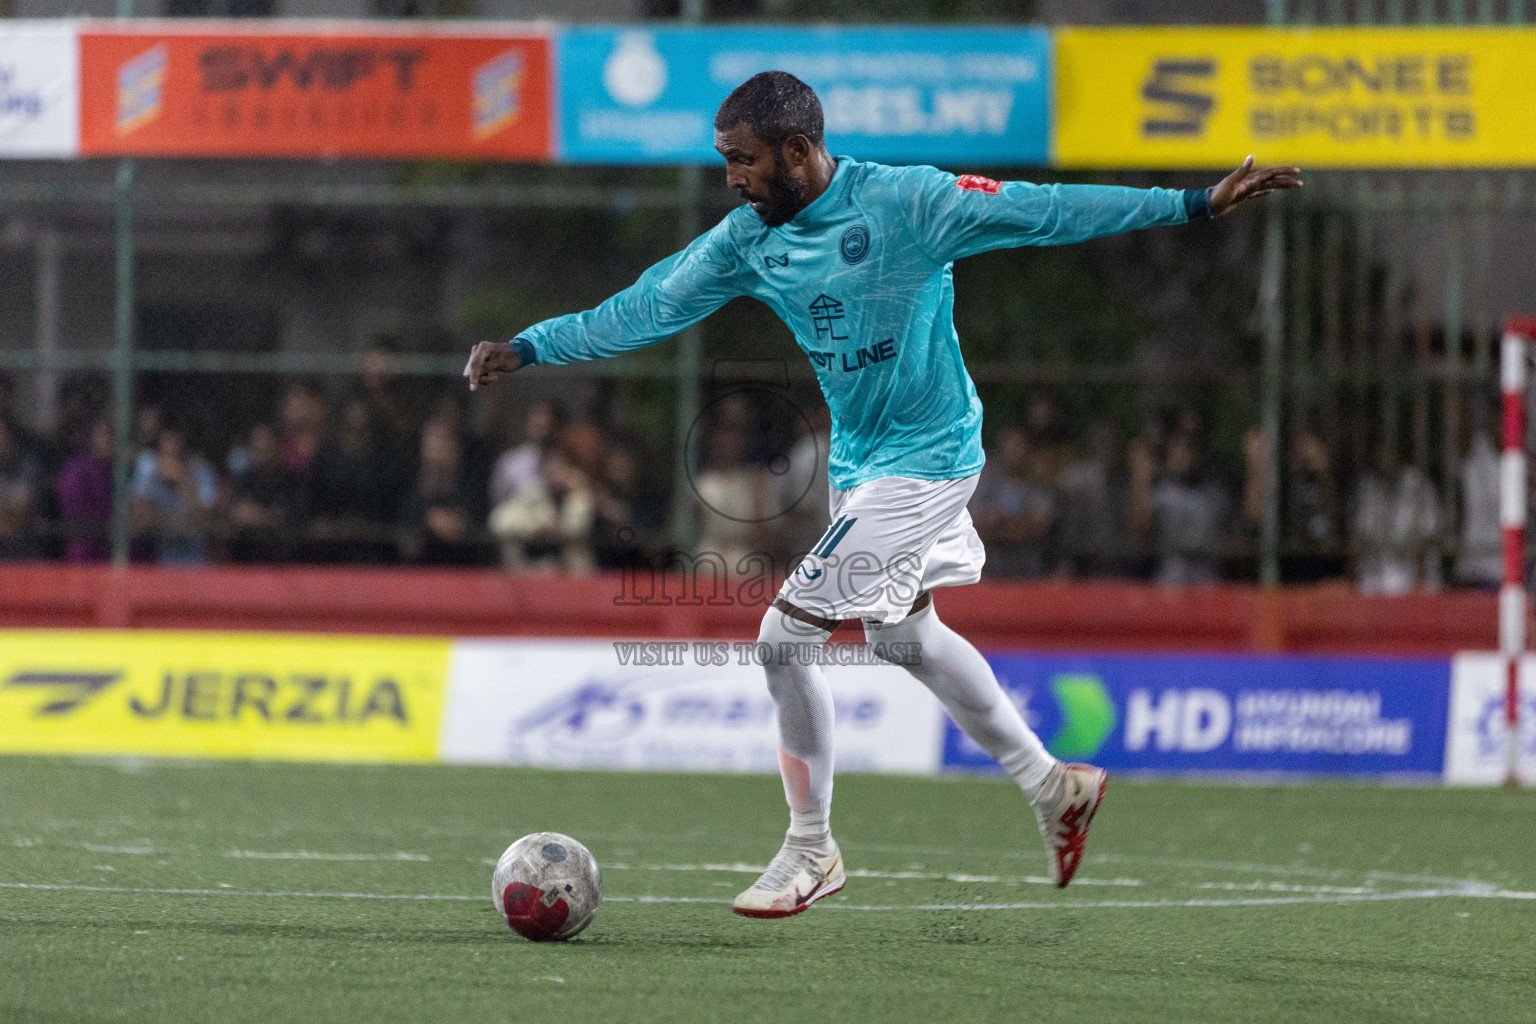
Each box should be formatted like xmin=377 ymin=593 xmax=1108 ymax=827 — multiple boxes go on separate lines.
xmin=1054 ymin=27 xmax=1536 ymax=168
xmin=557 ymin=26 xmax=1050 ymax=165
xmin=0 ymin=21 xmax=79 ymax=158
xmin=1444 ymin=654 xmax=1536 ymax=785
xmin=945 ymin=652 xmax=1450 ymax=776
xmin=77 ymin=23 xmax=551 ymax=160
xmin=0 ymin=630 xmax=450 ymax=762
xmin=441 ymin=639 xmax=944 ymax=774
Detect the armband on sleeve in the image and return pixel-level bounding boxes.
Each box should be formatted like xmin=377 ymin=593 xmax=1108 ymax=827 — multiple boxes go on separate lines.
xmin=1183 ymin=188 xmax=1214 ymax=220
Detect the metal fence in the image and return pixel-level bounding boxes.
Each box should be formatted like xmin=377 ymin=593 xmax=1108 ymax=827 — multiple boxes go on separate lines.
xmin=1 ymin=2 xmax=1533 ymax=586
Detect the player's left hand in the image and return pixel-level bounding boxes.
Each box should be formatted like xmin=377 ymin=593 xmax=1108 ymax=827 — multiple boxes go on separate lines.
xmin=1208 ymin=156 xmax=1303 ymax=217
xmin=463 ymin=340 xmax=523 ymax=392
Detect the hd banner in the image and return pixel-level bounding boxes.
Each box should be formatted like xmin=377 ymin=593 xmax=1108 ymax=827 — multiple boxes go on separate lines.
xmin=556 ymin=26 xmax=1051 ymax=165
xmin=944 ymin=652 xmax=1451 ymax=777
xmin=76 ymin=23 xmax=552 ymax=160
xmin=1055 ymin=27 xmax=1536 ymax=169
xmin=0 ymin=630 xmax=450 ymax=762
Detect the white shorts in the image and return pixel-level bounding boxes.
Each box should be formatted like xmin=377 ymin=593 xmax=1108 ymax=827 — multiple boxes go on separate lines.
xmin=775 ymin=474 xmax=985 ymax=625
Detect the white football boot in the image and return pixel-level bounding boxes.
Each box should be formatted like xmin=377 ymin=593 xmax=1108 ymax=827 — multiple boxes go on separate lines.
xmin=1031 ymin=762 xmax=1108 ymax=888
xmin=731 ymin=836 xmax=845 ymax=919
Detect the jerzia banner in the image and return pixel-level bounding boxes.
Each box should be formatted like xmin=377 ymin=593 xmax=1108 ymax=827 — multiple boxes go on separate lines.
xmin=77 ymin=22 xmax=551 ymax=160
xmin=0 ymin=630 xmax=450 ymax=762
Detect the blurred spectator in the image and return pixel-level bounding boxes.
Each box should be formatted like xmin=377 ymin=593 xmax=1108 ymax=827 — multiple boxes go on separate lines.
xmin=0 ymin=416 xmax=42 ymax=559
xmin=228 ymin=423 xmax=305 ymax=563
xmin=591 ymin=443 xmax=645 ymax=570
xmin=971 ymin=425 xmax=1057 ymax=579
xmin=56 ymin=420 xmax=114 ymax=563
xmin=1455 ymin=429 xmax=1501 ymax=589
xmin=280 ymin=382 xmax=327 ymax=478
xmin=310 ymin=398 xmax=402 ymax=562
xmin=1286 ymin=424 xmax=1342 ymax=582
xmin=1023 ymin=391 xmax=1075 ymax=485
xmin=1353 ymin=450 xmax=1442 ymax=596
xmin=490 ymin=399 xmax=567 ymax=510
xmin=133 ymin=405 xmax=162 ymax=477
xmin=131 ymin=428 xmax=220 ymax=565
xmin=1056 ymin=416 xmax=1131 ymax=577
xmin=1131 ymin=417 xmax=1230 ymax=586
xmin=694 ymin=424 xmax=769 ymax=570
xmin=775 ymin=403 xmax=831 ymax=557
xmin=489 ymin=443 xmax=596 ymax=574
xmin=363 ymin=347 xmax=425 ymax=460
xmin=428 ymin=391 xmax=493 ymax=506
xmin=398 ymin=417 xmax=485 ymax=566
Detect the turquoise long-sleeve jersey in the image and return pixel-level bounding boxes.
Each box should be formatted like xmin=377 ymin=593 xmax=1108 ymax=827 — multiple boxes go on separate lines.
xmin=514 ymin=157 xmax=1206 ymax=489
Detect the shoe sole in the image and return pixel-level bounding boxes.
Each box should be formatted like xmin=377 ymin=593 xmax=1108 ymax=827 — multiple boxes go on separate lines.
xmin=731 ymin=874 xmax=847 ymax=919
xmin=1056 ymin=768 xmax=1108 ymax=889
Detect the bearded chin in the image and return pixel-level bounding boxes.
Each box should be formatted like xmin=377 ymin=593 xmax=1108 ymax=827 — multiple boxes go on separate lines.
xmin=755 ymin=168 xmax=808 ymax=227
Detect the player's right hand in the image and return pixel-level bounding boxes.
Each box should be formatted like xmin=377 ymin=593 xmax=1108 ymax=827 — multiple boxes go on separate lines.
xmin=463 ymin=340 xmax=523 ymax=391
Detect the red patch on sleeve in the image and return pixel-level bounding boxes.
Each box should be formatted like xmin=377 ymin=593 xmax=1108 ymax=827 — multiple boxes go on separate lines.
xmin=954 ymin=174 xmax=1001 ymax=195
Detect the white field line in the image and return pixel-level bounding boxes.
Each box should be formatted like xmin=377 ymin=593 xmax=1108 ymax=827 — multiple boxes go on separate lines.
xmin=1087 ymin=853 xmax=1484 ymax=889
xmin=226 ymin=850 xmax=431 ymax=862
xmin=39 ymin=844 xmax=1527 ymax=898
xmin=3 ymin=881 xmax=1534 ymax=909
xmin=603 ymin=862 xmax=1144 ymax=887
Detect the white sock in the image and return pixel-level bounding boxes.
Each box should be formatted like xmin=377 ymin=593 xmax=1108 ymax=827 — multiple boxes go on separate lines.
xmin=758 ymin=607 xmax=835 ymax=839
xmin=866 ymin=600 xmax=1058 ymax=797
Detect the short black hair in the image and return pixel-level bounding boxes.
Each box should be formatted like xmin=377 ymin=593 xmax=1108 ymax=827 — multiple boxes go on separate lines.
xmin=714 ymin=71 xmax=824 ymax=150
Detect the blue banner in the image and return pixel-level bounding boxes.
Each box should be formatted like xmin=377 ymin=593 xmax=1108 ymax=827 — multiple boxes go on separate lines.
xmin=556 ymin=26 xmax=1051 ymax=165
xmin=946 ymin=653 xmax=1451 ymax=776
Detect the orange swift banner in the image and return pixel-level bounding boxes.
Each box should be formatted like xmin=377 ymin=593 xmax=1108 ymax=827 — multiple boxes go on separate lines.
xmin=78 ymin=23 xmax=551 ymax=160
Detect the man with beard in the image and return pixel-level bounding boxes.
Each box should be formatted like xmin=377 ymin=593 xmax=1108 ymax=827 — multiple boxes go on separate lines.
xmin=465 ymin=71 xmax=1301 ymax=917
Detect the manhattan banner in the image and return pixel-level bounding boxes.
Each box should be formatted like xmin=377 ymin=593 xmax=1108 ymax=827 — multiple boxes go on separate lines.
xmin=1055 ymin=27 xmax=1536 ymax=168
xmin=77 ymin=22 xmax=552 ymax=160
xmin=557 ymin=25 xmax=1051 ymax=165
xmin=945 ymin=652 xmax=1451 ymax=777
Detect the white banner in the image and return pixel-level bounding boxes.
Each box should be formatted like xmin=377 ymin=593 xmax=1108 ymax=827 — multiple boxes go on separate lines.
xmin=1444 ymin=653 xmax=1536 ymax=785
xmin=0 ymin=22 xmax=79 ymax=158
xmin=441 ymin=639 xmax=945 ymax=775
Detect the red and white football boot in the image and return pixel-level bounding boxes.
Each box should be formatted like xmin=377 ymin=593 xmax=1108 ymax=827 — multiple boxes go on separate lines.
xmin=1032 ymin=762 xmax=1108 ymax=888
xmin=731 ymin=837 xmax=845 ymax=919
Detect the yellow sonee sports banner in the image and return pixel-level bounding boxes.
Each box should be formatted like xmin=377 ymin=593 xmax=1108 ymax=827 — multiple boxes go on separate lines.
xmin=1055 ymin=27 xmax=1536 ymax=168
xmin=0 ymin=631 xmax=449 ymax=762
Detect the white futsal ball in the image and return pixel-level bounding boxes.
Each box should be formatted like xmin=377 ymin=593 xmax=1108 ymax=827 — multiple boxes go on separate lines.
xmin=491 ymin=832 xmax=602 ymax=941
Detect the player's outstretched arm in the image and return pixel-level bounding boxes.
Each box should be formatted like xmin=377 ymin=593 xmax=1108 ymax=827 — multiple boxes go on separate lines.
xmin=463 ymin=218 xmax=748 ymax=392
xmin=464 ymin=340 xmax=522 ymax=392
xmin=1208 ymin=156 xmax=1303 ymax=217
xmin=898 ymin=158 xmax=1302 ymax=263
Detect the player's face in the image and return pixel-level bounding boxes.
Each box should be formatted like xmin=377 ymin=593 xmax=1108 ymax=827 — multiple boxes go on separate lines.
xmin=715 ymin=125 xmax=809 ymax=228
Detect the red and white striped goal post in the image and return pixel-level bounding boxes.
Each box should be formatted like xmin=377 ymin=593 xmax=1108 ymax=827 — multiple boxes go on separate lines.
xmin=1501 ymin=317 xmax=1536 ymax=787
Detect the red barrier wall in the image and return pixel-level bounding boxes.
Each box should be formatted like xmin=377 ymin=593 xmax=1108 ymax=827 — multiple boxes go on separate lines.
xmin=0 ymin=565 xmax=1496 ymax=656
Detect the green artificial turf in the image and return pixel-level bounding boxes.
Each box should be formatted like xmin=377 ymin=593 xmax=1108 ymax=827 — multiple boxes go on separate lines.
xmin=0 ymin=758 xmax=1532 ymax=1024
